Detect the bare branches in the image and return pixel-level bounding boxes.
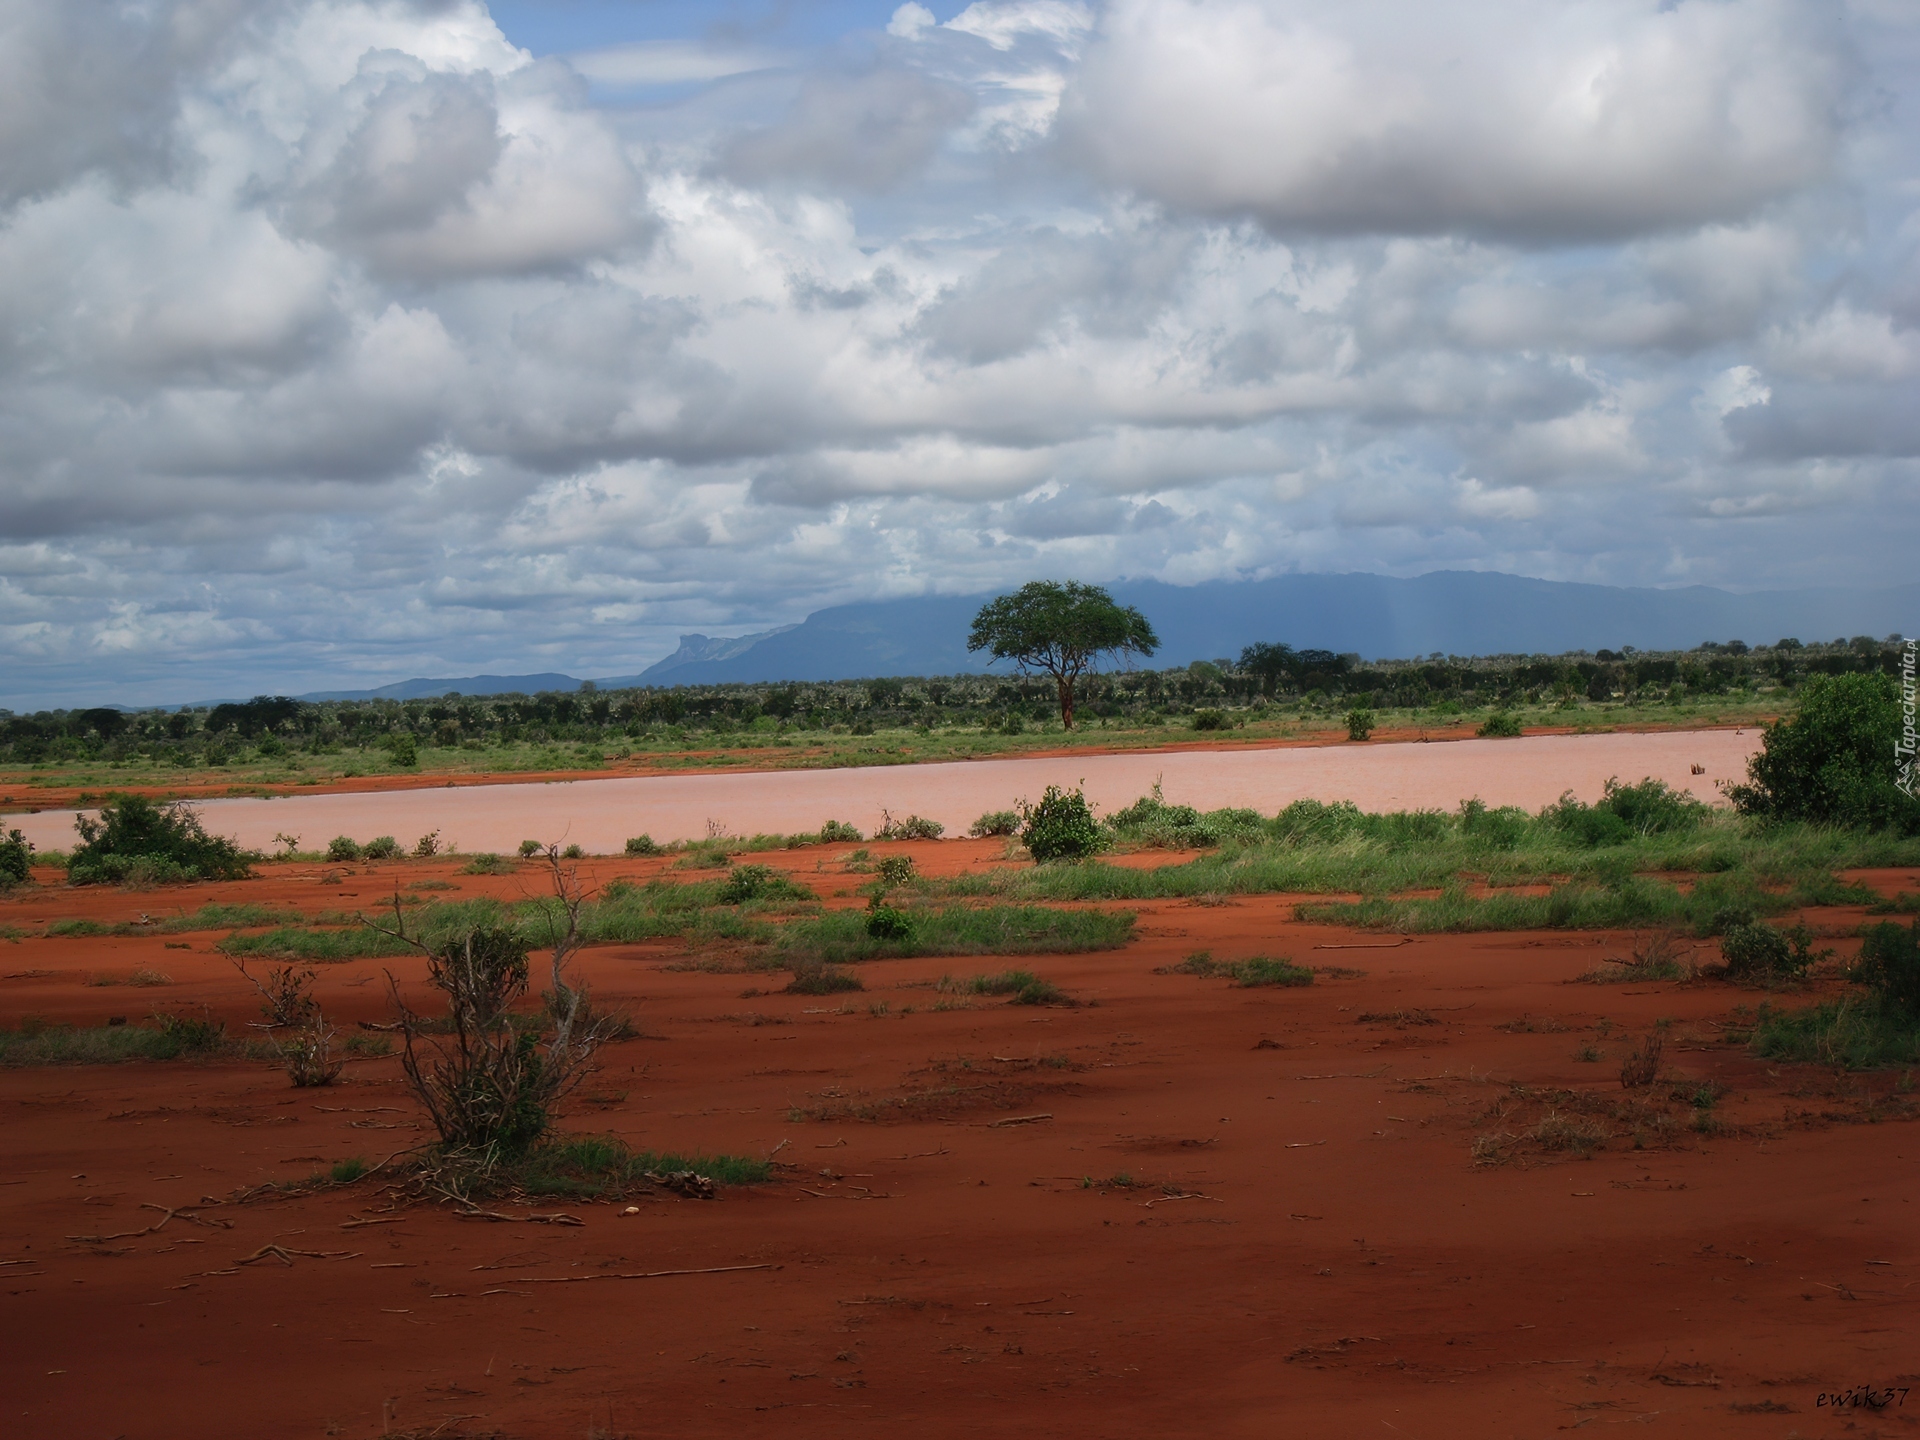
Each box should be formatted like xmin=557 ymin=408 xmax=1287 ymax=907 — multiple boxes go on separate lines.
xmin=385 ymin=847 xmax=617 ymax=1183
xmin=232 ymin=956 xmax=341 ymax=1087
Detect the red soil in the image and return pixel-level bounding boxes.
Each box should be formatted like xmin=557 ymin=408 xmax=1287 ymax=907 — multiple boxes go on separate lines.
xmin=3 ymin=842 xmax=1916 ymax=1437
xmin=7 ymin=728 xmax=1761 ymax=857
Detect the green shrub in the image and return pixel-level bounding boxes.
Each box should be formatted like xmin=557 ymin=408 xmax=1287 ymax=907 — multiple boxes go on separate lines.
xmin=329 ymin=1157 xmax=369 ymax=1184
xmin=461 ymin=853 xmax=513 ymax=875
xmin=386 ymin=734 xmax=419 ymax=768
xmin=153 ymin=1009 xmax=227 ymax=1052
xmin=1457 ymin=798 xmax=1528 ymax=850
xmin=1719 ymin=922 xmax=1802 ymax=979
xmin=560 ymin=844 xmax=585 ymax=860
xmin=1854 ymin=919 xmax=1920 ymax=1015
xmin=1346 ymin=708 xmax=1375 ymax=742
xmin=412 ymin=831 xmax=442 ymax=859
xmin=969 ymin=811 xmax=1018 ymax=838
xmin=878 ymin=812 xmax=944 ymax=840
xmin=1477 ymin=711 xmax=1524 ymax=738
xmin=520 ymin=839 xmax=546 ymax=858
xmin=1271 ymin=798 xmax=1366 ymax=844
xmin=1728 ymin=673 xmax=1918 ymax=831
xmin=1191 ymin=709 xmax=1228 ymax=732
xmin=875 ymin=855 xmax=916 ymax=887
xmin=1108 ymin=789 xmax=1210 ymax=848
xmin=818 ymin=820 xmax=862 ymax=843
xmin=325 ymin=836 xmax=362 ymax=863
xmin=623 ymin=835 xmax=660 ymax=857
xmin=719 ymin=864 xmax=812 ymax=906
xmin=1 ymin=828 xmax=34 ymax=887
xmin=1020 ymin=785 xmax=1108 ymax=862
xmin=69 ymin=795 xmax=254 ymax=885
xmin=1546 ymin=777 xmax=1706 ymax=847
xmin=363 ymin=836 xmax=400 ymax=860
xmin=865 ymin=901 xmax=913 ymax=939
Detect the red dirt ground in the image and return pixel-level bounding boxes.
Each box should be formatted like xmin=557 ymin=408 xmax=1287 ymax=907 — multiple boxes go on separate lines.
xmin=3 ymin=841 xmax=1916 ymax=1438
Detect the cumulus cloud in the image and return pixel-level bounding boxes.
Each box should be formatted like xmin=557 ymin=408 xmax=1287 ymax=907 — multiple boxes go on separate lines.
xmin=719 ymin=68 xmax=975 ymax=193
xmin=1059 ymin=0 xmax=1851 ymax=241
xmin=0 ymin=0 xmax=1912 ymax=707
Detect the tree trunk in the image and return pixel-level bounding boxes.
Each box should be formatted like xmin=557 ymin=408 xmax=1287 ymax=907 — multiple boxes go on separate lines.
xmin=1057 ymin=676 xmax=1075 ymax=729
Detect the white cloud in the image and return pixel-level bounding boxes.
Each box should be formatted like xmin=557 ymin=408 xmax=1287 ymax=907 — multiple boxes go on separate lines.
xmin=1059 ymin=0 xmax=1851 ymax=240
xmin=889 ymin=4 xmax=938 ymax=40
xmin=945 ymin=2 xmax=1095 ymax=54
xmin=1701 ymin=364 xmax=1773 ymax=417
xmin=0 ymin=0 xmax=1911 ymax=706
xmin=567 ymin=41 xmax=774 ymax=86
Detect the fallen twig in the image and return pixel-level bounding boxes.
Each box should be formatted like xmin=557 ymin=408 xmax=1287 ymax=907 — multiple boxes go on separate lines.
xmin=235 ymin=1244 xmax=359 ymax=1266
xmin=1313 ymin=939 xmax=1410 ymax=949
xmin=453 ymin=1209 xmax=585 ymax=1227
xmin=339 ymin=1215 xmax=404 ymax=1230
xmin=1141 ymin=1192 xmax=1223 ymax=1207
xmin=500 ymin=1262 xmax=780 ymax=1285
xmin=988 ymin=1113 xmax=1053 ymax=1128
xmin=67 ymin=1204 xmax=231 ymax=1244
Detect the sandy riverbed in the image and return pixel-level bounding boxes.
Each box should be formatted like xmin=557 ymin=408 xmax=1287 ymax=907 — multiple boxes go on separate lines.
xmin=9 ymin=728 xmax=1758 ymax=855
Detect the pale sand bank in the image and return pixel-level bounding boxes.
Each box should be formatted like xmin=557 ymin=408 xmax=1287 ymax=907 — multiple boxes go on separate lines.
xmin=10 ymin=729 xmax=1759 ymax=856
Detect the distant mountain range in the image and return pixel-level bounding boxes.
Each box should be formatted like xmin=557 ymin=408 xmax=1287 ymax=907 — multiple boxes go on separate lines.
xmin=262 ymin=570 xmax=1915 ymax=704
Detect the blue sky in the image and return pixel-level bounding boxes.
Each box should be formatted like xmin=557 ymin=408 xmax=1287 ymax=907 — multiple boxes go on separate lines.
xmin=0 ymin=0 xmax=1915 ymax=707
xmin=487 ymin=2 xmax=903 ymax=53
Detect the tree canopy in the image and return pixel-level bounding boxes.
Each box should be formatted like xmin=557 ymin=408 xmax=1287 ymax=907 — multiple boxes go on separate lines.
xmin=967 ymin=582 xmax=1159 ymax=728
xmin=1726 ymin=673 xmax=1919 ymax=832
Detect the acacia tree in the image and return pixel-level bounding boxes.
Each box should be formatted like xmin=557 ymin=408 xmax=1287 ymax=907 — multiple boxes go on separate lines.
xmin=968 ymin=581 xmax=1159 ymax=729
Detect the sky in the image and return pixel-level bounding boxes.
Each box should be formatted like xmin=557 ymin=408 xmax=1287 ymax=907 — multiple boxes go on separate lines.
xmin=1 ymin=0 xmax=1916 ymax=708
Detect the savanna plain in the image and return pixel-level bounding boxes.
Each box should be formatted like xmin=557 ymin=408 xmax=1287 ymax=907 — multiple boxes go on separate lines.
xmin=3 ymin=722 xmax=1919 ymax=1439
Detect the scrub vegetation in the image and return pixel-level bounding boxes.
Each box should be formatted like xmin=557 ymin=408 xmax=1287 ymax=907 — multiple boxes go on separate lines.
xmin=1 ymin=636 xmax=1902 ymax=795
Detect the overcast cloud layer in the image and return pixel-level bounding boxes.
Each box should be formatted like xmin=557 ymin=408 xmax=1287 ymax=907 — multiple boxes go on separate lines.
xmin=0 ymin=0 xmax=1915 ymax=707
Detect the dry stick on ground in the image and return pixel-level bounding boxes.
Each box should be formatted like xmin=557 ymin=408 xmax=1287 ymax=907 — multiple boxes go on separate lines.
xmin=235 ymin=1244 xmax=360 ymax=1266
xmin=67 ymin=1204 xmax=232 ymax=1243
xmin=500 ymin=1263 xmax=781 ymax=1285
xmin=988 ymin=1113 xmax=1053 ymax=1127
xmin=451 ymin=1209 xmax=584 ymax=1226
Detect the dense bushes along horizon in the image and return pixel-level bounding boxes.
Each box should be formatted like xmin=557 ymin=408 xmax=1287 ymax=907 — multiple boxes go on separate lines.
xmin=0 ymin=636 xmax=1905 ymax=770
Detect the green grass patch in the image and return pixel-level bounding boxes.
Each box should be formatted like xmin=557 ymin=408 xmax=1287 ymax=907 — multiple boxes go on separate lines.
xmin=1748 ymin=999 xmax=1920 ymax=1070
xmin=513 ymin=1135 xmax=773 ymax=1197
xmin=936 ymin=969 xmax=1068 ymax=1004
xmin=1163 ymin=950 xmax=1312 ymax=986
xmin=777 ymin=905 xmax=1133 ymax=965
xmin=217 ymin=925 xmax=416 ymax=962
xmin=0 ymin=1013 xmax=228 ymax=1066
xmin=1293 ymin=872 xmax=1856 ymax=935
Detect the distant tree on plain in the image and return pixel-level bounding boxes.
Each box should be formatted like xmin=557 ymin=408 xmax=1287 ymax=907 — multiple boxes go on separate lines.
xmin=968 ymin=581 xmax=1159 ymax=729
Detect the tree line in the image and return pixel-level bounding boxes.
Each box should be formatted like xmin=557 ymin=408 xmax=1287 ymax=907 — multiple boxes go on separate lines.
xmin=0 ymin=633 xmax=1903 ymax=768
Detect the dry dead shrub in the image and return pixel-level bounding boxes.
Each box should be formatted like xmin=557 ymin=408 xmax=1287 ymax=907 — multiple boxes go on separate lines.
xmin=1531 ymin=1110 xmax=1608 ymax=1153
xmin=1470 ymin=1131 xmax=1515 ymax=1166
xmin=1619 ymin=1031 xmax=1665 ymax=1088
xmin=378 ymin=850 xmax=619 ymax=1182
xmin=233 ymin=958 xmax=340 ymax=1087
